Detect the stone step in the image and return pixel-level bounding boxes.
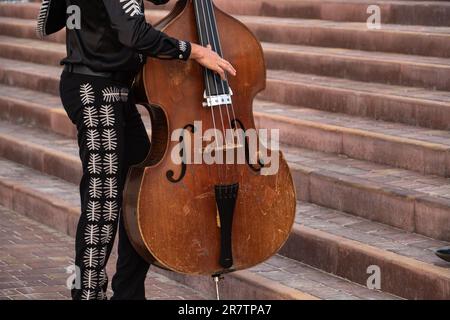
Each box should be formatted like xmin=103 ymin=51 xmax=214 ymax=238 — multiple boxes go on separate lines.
xmin=172 ymin=11 xmax=450 ymax=58
xmin=254 ymin=98 xmax=450 ymax=178
xmin=0 ymin=205 xmax=208 ymax=300
xmin=268 ymin=69 xmax=450 ymax=132
xmin=4 ymin=1 xmax=450 ymax=27
xmin=0 ymin=83 xmax=76 ymax=138
xmin=2 ymin=34 xmax=450 ymax=94
xmin=1 ymin=34 xmax=449 ymax=132
xmin=1 ymin=80 xmax=450 ymax=241
xmin=2 ymin=11 xmax=450 ymax=58
xmin=0 ymin=17 xmax=65 ymax=44
xmin=6 ymin=57 xmax=448 ymax=178
xmin=1 ymin=43 xmax=450 ymax=133
xmin=263 ymin=67 xmax=450 ymax=130
xmin=284 ymin=201 xmax=450 ymax=300
xmin=0 ymin=158 xmax=399 ymax=300
xmin=145 ymin=0 xmax=450 ymax=27
xmin=0 ymin=125 xmax=449 ymax=299
xmin=1 ymin=59 xmax=449 ymax=178
xmin=262 ymin=42 xmax=450 ymax=92
xmin=0 ymin=35 xmax=64 ymax=67
xmin=0 ymin=110 xmax=449 ymax=241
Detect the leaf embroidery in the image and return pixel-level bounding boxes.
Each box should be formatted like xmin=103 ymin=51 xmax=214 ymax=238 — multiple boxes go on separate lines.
xmin=82 ymin=269 xmax=98 ymax=289
xmin=80 ymin=83 xmax=95 ymax=105
xmin=102 ymin=129 xmax=118 ymax=151
xmin=103 ymin=201 xmax=118 ymax=222
xmin=86 ymin=201 xmax=101 ymax=222
xmin=86 ymin=129 xmax=101 ymax=151
xmin=83 ymin=247 xmax=99 ymax=268
xmin=83 ymin=106 xmax=99 ymax=127
xmin=99 ymin=269 xmax=107 ymax=287
xmin=84 ymin=224 xmax=100 ymax=245
xmin=100 ymin=104 xmax=115 ymax=126
xmin=104 ymin=177 xmax=118 ymax=199
xmin=120 ymin=0 xmax=143 ymax=17
xmin=99 ymin=247 xmax=108 ymax=268
xmin=81 ymin=289 xmax=95 ymax=300
xmin=101 ymin=224 xmax=114 ymax=245
xmin=88 ymin=153 xmax=102 ymax=175
xmin=97 ymin=290 xmax=107 ymax=300
xmin=179 ymin=40 xmax=187 ymax=52
xmin=36 ymin=0 xmax=50 ymax=39
xmin=102 ymin=87 xmax=121 ymax=103
xmin=89 ymin=177 xmax=103 ymax=199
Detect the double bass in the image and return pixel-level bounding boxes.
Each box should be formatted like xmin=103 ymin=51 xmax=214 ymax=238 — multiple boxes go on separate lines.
xmin=123 ymin=0 xmax=296 ymax=277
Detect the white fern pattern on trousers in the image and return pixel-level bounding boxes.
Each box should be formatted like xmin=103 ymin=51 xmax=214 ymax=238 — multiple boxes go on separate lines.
xmin=99 ymin=269 xmax=107 ymax=287
xmin=120 ymin=0 xmax=143 ymax=17
xmin=97 ymin=290 xmax=106 ymax=300
xmin=101 ymin=225 xmax=114 ymax=245
xmin=79 ymin=82 xmax=124 ymax=299
xmin=86 ymin=129 xmax=101 ymax=151
xmin=84 ymin=224 xmax=100 ymax=245
xmin=102 ymin=129 xmax=118 ymax=151
xmin=82 ymin=270 xmax=98 ymax=289
xmin=86 ymin=201 xmax=101 ymax=222
xmin=88 ymin=178 xmax=103 ymax=199
xmin=80 ymin=83 xmax=95 ymax=105
xmin=81 ymin=289 xmax=95 ymax=300
xmin=88 ymin=153 xmax=102 ymax=175
xmin=100 ymin=105 xmax=115 ymax=126
xmin=103 ymin=201 xmax=118 ymax=222
xmin=83 ymin=106 xmax=99 ymax=127
xmin=102 ymin=87 xmax=121 ymax=103
xmin=100 ymin=246 xmax=108 ymax=267
xmin=103 ymin=153 xmax=118 ymax=175
xmin=83 ymin=247 xmax=99 ymax=268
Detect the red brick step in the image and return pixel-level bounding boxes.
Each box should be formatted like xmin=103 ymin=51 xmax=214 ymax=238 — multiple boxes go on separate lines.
xmin=2 ymin=11 xmax=450 ymax=58
xmin=4 ymin=155 xmax=448 ymax=299
xmin=4 ymin=1 xmax=450 ymax=27
xmin=1 ymin=70 xmax=449 ymax=179
xmin=1 ymin=157 xmax=385 ymax=300
xmin=254 ymin=98 xmax=450 ymax=178
xmin=0 ymin=117 xmax=449 ymax=243
xmin=2 ymin=34 xmax=450 ymax=93
xmin=0 ymin=205 xmax=207 ymax=300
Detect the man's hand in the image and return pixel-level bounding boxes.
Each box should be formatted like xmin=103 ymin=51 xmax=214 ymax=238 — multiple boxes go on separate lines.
xmin=190 ymin=43 xmax=237 ymax=80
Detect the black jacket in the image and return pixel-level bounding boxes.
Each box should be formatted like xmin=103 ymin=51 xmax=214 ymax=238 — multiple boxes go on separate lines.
xmin=36 ymin=0 xmax=191 ymax=73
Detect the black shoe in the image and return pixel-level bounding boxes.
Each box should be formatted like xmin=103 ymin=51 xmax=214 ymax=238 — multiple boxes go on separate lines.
xmin=435 ymin=247 xmax=450 ymax=262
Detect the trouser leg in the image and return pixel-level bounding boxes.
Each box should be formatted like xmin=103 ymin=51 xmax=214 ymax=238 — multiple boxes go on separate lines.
xmin=60 ymin=72 xmax=148 ymax=300
xmin=111 ymin=102 xmax=151 ymax=300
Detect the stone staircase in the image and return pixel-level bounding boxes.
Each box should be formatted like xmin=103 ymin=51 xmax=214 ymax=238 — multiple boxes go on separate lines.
xmin=0 ymin=0 xmax=449 ymax=300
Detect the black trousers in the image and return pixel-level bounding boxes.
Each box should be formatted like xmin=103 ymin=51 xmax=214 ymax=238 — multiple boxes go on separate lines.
xmin=59 ymin=71 xmax=151 ymax=300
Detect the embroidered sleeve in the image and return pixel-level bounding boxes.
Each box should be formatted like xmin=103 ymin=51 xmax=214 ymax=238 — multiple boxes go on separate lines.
xmin=103 ymin=0 xmax=191 ymax=60
xmin=36 ymin=0 xmax=67 ymax=39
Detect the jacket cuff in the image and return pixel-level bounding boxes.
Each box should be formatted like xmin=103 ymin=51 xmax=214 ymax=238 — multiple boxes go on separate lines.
xmin=177 ymin=40 xmax=191 ymax=61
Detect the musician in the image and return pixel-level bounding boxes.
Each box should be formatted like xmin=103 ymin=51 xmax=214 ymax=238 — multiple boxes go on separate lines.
xmin=37 ymin=0 xmax=236 ymax=300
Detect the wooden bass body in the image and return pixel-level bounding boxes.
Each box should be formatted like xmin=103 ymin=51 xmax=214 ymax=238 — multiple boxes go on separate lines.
xmin=123 ymin=0 xmax=296 ymax=275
